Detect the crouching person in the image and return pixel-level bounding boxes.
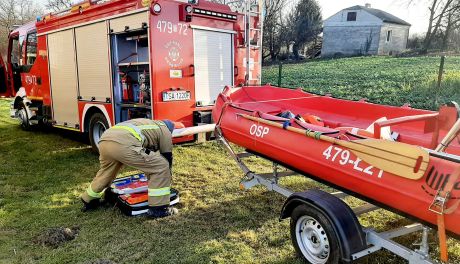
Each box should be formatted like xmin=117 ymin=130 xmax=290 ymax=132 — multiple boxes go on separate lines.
xmin=81 ymin=118 xmax=178 ymax=218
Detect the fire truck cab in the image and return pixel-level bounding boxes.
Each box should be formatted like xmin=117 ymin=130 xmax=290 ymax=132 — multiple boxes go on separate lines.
xmin=2 ymin=0 xmax=261 ymax=151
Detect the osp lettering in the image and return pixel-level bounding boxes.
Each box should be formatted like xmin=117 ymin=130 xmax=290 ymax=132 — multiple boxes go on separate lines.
xmin=249 ymin=124 xmax=269 ymax=138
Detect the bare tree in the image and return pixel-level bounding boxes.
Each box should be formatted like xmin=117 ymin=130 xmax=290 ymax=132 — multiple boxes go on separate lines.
xmin=287 ymin=0 xmax=322 ymax=59
xmin=46 ymin=0 xmax=73 ymax=12
xmin=404 ymin=0 xmax=460 ymax=52
xmin=208 ymin=0 xmax=289 ymax=62
xmin=425 ymin=0 xmax=459 ymax=52
xmin=0 ymin=0 xmax=42 ymax=56
xmin=262 ymin=0 xmax=288 ymax=62
xmin=362 ymin=29 xmax=374 ymax=55
xmin=440 ymin=5 xmax=460 ymax=50
xmin=208 ymin=0 xmax=245 ymax=12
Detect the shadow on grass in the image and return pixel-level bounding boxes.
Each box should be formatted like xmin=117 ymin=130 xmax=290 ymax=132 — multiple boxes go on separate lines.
xmin=31 ymin=125 xmax=91 ymax=148
xmin=5 ymin=189 xmax=299 ymax=263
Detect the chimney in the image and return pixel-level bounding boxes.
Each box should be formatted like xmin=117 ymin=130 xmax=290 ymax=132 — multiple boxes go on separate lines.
xmin=365 ymin=3 xmax=371 ymax=8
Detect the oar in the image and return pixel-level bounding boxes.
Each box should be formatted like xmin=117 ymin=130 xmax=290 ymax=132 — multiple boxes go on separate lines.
xmin=435 ymin=118 xmax=460 ymax=152
xmin=239 ymin=114 xmax=429 ymax=180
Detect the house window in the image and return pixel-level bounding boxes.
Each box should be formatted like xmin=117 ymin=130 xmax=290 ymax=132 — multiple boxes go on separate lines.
xmin=386 ymin=30 xmax=392 ymax=42
xmin=347 ymin=12 xmax=357 ymax=21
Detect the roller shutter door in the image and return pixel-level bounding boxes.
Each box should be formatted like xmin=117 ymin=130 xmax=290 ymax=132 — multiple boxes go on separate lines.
xmin=193 ymin=29 xmax=233 ymax=106
xmin=75 ymin=22 xmax=111 ymax=102
xmin=109 ymin=12 xmax=148 ymax=33
xmin=48 ymin=29 xmax=79 ymax=128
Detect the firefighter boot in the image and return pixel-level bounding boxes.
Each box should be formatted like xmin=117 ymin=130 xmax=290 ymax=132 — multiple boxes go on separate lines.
xmin=81 ymin=198 xmax=102 ymax=212
xmin=81 ymin=189 xmax=115 ymax=212
xmin=146 ymin=205 xmax=178 ymax=219
xmin=103 ymin=188 xmax=117 ymax=205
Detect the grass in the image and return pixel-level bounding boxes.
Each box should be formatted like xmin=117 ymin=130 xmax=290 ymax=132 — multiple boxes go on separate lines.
xmin=263 ymin=56 xmax=460 ymax=110
xmin=1 ymin=56 xmax=460 ymax=263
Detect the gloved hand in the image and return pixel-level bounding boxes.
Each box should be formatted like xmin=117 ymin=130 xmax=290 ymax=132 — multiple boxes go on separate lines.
xmin=161 ymin=152 xmax=173 ymax=170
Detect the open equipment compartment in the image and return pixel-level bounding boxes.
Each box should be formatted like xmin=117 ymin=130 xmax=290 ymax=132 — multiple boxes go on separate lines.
xmin=111 ymin=28 xmax=152 ymax=123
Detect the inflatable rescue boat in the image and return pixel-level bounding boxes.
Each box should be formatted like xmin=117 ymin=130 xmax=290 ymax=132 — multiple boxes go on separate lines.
xmin=212 ymin=85 xmax=460 ymax=238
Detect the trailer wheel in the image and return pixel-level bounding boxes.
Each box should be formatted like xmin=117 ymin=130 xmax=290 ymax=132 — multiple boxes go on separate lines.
xmin=290 ymin=204 xmax=341 ymax=264
xmin=89 ymin=113 xmax=108 ymax=153
xmin=17 ymin=102 xmax=31 ymax=130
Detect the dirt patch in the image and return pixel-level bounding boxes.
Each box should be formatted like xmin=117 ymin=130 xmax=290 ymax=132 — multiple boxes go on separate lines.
xmin=33 ymin=226 xmax=80 ymax=248
xmin=85 ymin=259 xmax=117 ymax=264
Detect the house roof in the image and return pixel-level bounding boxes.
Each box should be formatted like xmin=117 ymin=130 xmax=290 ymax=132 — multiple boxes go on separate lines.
xmin=344 ymin=5 xmax=411 ymax=26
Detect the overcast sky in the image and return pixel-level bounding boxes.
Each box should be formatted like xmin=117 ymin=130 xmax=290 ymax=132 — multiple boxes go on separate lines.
xmin=35 ymin=0 xmax=429 ymax=35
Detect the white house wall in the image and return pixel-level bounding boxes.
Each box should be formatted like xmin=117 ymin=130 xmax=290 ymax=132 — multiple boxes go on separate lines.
xmin=324 ymin=9 xmax=383 ymax=27
xmin=378 ymin=23 xmax=410 ymax=55
xmin=322 ymin=26 xmax=381 ymax=57
xmin=322 ymin=8 xmax=410 ymax=57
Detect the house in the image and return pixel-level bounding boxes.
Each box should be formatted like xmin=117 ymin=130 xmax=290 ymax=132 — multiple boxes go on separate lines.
xmin=321 ymin=4 xmax=411 ymax=57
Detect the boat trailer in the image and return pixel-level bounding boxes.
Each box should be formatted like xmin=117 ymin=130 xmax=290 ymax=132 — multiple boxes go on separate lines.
xmin=216 ymin=127 xmax=439 ymax=264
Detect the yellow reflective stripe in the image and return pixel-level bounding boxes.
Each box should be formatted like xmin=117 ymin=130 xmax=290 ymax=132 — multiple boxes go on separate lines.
xmin=137 ymin=124 xmax=160 ymax=130
xmin=111 ymin=126 xmax=143 ymax=141
xmin=86 ymin=185 xmax=104 ymax=199
xmin=148 ymin=187 xmax=171 ymax=197
xmin=111 ymin=122 xmax=166 ymax=142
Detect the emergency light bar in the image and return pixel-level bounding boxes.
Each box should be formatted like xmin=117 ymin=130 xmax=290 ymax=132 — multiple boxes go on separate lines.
xmin=193 ymin=8 xmax=237 ymax=20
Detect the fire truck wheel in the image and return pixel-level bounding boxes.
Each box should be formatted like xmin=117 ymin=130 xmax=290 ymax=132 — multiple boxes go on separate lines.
xmin=18 ymin=102 xmax=31 ymax=130
xmin=290 ymin=204 xmax=341 ymax=264
xmin=89 ymin=113 xmax=109 ymax=153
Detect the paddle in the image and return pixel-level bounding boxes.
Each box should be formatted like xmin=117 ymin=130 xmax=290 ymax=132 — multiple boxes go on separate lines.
xmin=239 ymin=114 xmax=429 ymax=180
xmin=435 ymin=118 xmax=460 ymax=152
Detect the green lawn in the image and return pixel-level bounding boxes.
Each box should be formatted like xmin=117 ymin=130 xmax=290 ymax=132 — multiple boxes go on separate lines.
xmin=1 ymin=56 xmax=460 ymax=263
xmin=263 ymin=56 xmax=460 ymax=110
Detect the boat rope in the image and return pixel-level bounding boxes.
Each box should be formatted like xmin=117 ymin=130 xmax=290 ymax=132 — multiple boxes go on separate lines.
xmin=282 ymin=121 xmax=291 ymax=129
xmin=429 ymin=166 xmax=460 ymax=262
xmin=235 ymin=95 xmax=322 ymax=105
xmin=238 ymin=87 xmax=325 ymax=105
xmin=304 ymin=129 xmax=322 ymax=140
xmin=314 ymin=132 xmax=322 ymax=140
xmin=216 ymin=100 xmax=232 ymax=127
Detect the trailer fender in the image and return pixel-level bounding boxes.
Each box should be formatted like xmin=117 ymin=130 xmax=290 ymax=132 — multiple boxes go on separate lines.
xmin=280 ymin=189 xmax=367 ymax=262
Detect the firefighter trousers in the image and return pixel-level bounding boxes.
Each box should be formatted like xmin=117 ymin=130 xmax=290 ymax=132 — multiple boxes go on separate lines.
xmin=81 ymin=141 xmax=171 ymax=207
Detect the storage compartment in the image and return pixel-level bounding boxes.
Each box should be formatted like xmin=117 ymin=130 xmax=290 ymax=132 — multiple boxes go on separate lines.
xmin=111 ymin=29 xmax=152 ymax=123
xmin=109 ymin=12 xmax=148 ymax=33
xmin=75 ymin=22 xmax=111 ymax=102
xmin=47 ymin=29 xmax=80 ymax=128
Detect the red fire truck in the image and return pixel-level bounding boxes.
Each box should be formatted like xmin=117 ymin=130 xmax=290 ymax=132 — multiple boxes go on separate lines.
xmin=0 ymin=0 xmax=261 ymax=151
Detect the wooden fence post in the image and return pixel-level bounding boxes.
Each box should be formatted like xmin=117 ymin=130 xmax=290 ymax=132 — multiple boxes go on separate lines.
xmin=278 ymin=62 xmax=282 ymax=87
xmin=436 ymin=56 xmax=445 ymax=105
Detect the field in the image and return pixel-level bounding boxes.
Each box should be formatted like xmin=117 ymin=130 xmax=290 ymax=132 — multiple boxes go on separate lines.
xmin=263 ymin=56 xmax=460 ymax=110
xmin=1 ymin=56 xmax=460 ymax=264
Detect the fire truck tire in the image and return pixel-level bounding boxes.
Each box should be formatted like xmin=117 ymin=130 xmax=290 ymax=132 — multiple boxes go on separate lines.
xmin=290 ymin=204 xmax=341 ymax=264
xmin=18 ymin=102 xmax=31 ymax=130
xmin=88 ymin=113 xmax=109 ymax=153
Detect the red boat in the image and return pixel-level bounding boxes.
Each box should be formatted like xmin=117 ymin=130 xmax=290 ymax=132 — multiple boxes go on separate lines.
xmin=212 ymin=85 xmax=460 ymax=238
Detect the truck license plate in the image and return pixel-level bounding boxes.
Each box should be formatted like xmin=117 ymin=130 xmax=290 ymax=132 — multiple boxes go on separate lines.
xmin=162 ymin=90 xmax=191 ymax=102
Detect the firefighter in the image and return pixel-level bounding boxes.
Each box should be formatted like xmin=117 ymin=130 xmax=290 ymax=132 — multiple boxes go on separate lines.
xmin=81 ymin=118 xmax=178 ymax=218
